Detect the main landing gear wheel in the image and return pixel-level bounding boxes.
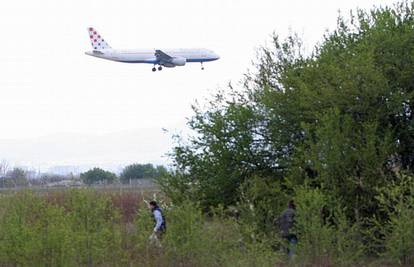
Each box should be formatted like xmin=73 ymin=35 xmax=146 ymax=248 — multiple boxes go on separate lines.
xmin=152 ymin=67 xmax=156 ymax=72
xmin=201 ymin=62 xmax=205 ymax=70
xmin=158 ymin=66 xmax=163 ymax=71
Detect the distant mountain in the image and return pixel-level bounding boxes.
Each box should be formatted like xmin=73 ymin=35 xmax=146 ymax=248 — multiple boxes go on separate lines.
xmin=0 ymin=128 xmax=174 ymax=172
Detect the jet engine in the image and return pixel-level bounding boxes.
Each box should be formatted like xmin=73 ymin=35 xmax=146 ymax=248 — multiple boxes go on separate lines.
xmin=160 ymin=56 xmax=186 ymax=68
xmin=170 ymin=57 xmax=186 ymax=66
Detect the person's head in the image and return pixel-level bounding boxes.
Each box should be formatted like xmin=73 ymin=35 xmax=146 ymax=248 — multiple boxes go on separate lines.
xmin=288 ymin=200 xmax=296 ymax=210
xmin=148 ymin=200 xmax=158 ymax=210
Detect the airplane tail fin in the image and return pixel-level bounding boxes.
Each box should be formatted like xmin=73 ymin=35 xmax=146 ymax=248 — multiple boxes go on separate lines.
xmin=87 ymin=27 xmax=111 ymax=50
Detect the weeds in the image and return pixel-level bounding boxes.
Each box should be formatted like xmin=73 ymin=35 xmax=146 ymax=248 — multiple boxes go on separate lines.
xmin=0 ymin=189 xmax=281 ymax=266
xmin=0 ymin=184 xmax=411 ymax=266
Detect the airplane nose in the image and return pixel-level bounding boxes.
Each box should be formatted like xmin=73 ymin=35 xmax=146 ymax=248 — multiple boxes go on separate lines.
xmin=214 ymin=53 xmax=220 ymax=60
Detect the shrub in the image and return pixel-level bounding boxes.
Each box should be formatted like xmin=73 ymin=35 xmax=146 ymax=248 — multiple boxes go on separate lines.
xmin=0 ymin=191 xmax=74 ymax=266
xmin=237 ymin=175 xmax=289 ymax=235
xmin=293 ymin=186 xmax=365 ymax=266
xmin=65 ymin=189 xmax=123 ymax=266
xmin=120 ymin=163 xmax=167 ymax=184
xmin=0 ymin=189 xmax=128 ymax=266
xmin=80 ymin=167 xmax=118 ymax=185
xmin=377 ymin=173 xmax=414 ymax=266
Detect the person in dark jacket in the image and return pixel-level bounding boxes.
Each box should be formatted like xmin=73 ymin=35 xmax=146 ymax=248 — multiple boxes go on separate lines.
xmin=148 ymin=200 xmax=166 ymax=246
xmin=275 ymin=200 xmax=297 ymax=256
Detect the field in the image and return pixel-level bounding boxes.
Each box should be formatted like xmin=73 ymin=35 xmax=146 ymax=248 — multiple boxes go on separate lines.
xmin=0 ymin=187 xmax=281 ymax=267
xmin=0 ymin=188 xmax=152 ymax=266
xmin=0 ymin=185 xmax=412 ymax=266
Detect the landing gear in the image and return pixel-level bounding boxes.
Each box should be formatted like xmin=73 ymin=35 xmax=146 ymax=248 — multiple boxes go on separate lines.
xmin=201 ymin=62 xmax=205 ymax=70
xmin=152 ymin=65 xmax=163 ymax=72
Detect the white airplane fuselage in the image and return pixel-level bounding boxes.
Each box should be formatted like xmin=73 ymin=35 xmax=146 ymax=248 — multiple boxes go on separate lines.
xmin=85 ymin=48 xmax=220 ymax=67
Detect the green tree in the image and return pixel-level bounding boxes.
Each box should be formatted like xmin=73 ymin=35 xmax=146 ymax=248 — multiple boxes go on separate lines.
xmin=80 ymin=168 xmax=117 ymax=185
xmin=376 ymin=173 xmax=414 ymax=265
xmin=120 ymin=163 xmax=167 ymax=184
xmin=161 ymin=1 xmax=414 ymax=222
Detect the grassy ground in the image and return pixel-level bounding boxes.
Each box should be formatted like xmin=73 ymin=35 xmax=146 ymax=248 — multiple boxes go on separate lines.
xmin=0 ymin=188 xmax=408 ymax=266
xmin=0 ymin=188 xmax=282 ymax=267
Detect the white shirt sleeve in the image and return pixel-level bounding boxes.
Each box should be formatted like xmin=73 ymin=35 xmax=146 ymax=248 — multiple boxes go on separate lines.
xmin=153 ymin=210 xmax=163 ymax=232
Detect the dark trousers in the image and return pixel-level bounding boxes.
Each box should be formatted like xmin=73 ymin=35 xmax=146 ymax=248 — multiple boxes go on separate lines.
xmin=284 ymin=234 xmax=297 ymax=257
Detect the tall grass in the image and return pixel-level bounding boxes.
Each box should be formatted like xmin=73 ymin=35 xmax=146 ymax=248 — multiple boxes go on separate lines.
xmin=0 ymin=190 xmax=124 ymax=266
xmin=1 ymin=184 xmax=411 ymax=266
xmin=0 ymin=189 xmax=281 ymax=267
xmin=0 ymin=191 xmax=73 ymax=266
xmin=132 ymin=201 xmax=282 ymax=267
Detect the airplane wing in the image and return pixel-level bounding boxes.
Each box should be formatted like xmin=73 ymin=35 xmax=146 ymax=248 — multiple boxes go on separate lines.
xmin=155 ymin=50 xmax=173 ymax=61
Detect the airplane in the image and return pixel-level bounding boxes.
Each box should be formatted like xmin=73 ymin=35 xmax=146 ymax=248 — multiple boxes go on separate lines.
xmin=85 ymin=27 xmax=220 ymax=71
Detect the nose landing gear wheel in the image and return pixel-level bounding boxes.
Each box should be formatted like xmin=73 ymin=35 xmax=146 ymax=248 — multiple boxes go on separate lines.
xmin=201 ymin=62 xmax=204 ymax=70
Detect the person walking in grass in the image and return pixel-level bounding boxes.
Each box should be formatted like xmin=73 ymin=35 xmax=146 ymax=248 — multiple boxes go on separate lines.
xmin=148 ymin=200 xmax=166 ymax=246
xmin=275 ymin=200 xmax=297 ymax=257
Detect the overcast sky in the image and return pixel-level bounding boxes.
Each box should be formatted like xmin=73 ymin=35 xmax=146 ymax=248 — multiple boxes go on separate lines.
xmin=0 ymin=0 xmax=399 ymax=171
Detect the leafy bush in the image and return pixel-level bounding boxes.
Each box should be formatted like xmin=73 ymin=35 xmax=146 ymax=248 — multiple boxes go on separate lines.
xmin=293 ymin=186 xmax=365 ymax=266
xmin=163 ymin=2 xmax=414 ymax=232
xmin=237 ymin=175 xmax=289 ymax=234
xmin=377 ymin=173 xmax=414 ymax=266
xmin=120 ymin=163 xmax=167 ymax=183
xmin=66 ymin=190 xmax=123 ymax=266
xmin=80 ymin=167 xmax=118 ymax=185
xmin=0 ymin=190 xmax=124 ymax=266
xmin=0 ymin=191 xmax=74 ymax=266
xmin=162 ymin=201 xmax=281 ymax=267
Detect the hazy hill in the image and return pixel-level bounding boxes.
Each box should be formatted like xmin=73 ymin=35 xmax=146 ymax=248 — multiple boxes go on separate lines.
xmin=0 ymin=128 xmax=173 ymax=172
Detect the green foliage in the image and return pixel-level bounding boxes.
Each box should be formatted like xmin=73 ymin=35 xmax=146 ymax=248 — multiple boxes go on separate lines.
xmin=156 ymin=170 xmax=199 ymax=205
xmin=0 ymin=190 xmax=123 ymax=266
xmin=237 ymin=175 xmax=288 ymax=234
xmin=119 ymin=197 xmax=281 ymax=266
xmin=293 ymin=186 xmax=335 ymax=265
xmin=290 ymin=108 xmax=394 ymax=220
xmin=164 ymin=1 xmax=414 ymax=217
xmin=293 ymin=186 xmax=365 ymax=266
xmin=0 ymin=189 xmax=281 ymax=266
xmin=163 ymin=201 xmax=206 ymax=264
xmin=3 ymin=1 xmax=414 ymax=266
xmin=376 ymin=173 xmax=414 ymax=265
xmin=0 ymin=191 xmax=73 ymax=266
xmin=65 ymin=190 xmax=123 ymax=266
xmin=160 ymin=201 xmax=281 ymax=267
xmin=159 ymin=88 xmax=278 ymax=208
xmin=6 ymin=187 xmax=414 ymax=266
xmin=120 ymin=163 xmax=167 ymax=183
xmin=80 ymin=167 xmax=117 ymax=185
xmin=155 ymin=2 xmax=414 ymax=265
xmin=132 ymin=204 xmax=153 ymax=248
